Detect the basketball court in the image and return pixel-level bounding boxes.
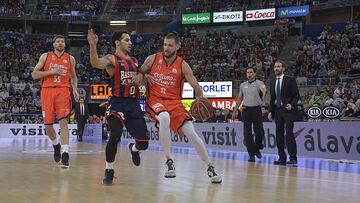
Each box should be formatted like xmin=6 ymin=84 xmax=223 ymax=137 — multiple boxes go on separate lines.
xmin=1 ymin=137 xmax=359 ymax=203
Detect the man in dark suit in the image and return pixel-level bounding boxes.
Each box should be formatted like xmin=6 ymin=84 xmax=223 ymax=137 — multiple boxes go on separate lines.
xmin=75 ymin=97 xmax=88 ymax=142
xmin=268 ymin=60 xmax=300 ymax=166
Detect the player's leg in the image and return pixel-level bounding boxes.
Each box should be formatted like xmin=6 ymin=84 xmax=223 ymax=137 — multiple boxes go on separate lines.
xmin=58 ymin=118 xmax=69 ymax=167
xmin=180 ymin=121 xmax=222 ymax=183
xmin=124 ymin=101 xmax=149 ymax=166
xmin=55 ymin=88 xmax=72 ymax=167
xmin=41 ymin=88 xmax=60 ymax=163
xmin=146 ymin=100 xmax=176 ymax=177
xmin=155 ymin=111 xmax=176 ymax=178
xmin=45 ymin=124 xmax=61 ymax=163
xmin=155 ymin=111 xmax=172 ymax=160
xmin=103 ymin=114 xmax=124 ymax=185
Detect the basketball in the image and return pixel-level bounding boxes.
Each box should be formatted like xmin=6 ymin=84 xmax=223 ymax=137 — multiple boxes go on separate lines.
xmin=190 ymin=97 xmax=214 ymax=121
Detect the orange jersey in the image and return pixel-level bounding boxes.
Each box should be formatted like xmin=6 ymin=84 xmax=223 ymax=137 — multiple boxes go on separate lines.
xmin=41 ymin=51 xmax=72 ymax=88
xmin=147 ymin=52 xmax=184 ymax=100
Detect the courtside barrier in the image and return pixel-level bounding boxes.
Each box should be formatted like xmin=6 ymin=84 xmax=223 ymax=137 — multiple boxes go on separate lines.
xmin=2 ymin=122 xmax=359 ymax=160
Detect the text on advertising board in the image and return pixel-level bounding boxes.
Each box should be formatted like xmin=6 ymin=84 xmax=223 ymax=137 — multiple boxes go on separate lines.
xmin=245 ymin=8 xmax=276 ymax=21
xmin=182 ymin=13 xmax=211 ymax=24
xmin=278 ymin=5 xmax=309 ymax=18
xmin=213 ymin=11 xmax=243 ymax=23
xmin=91 ymin=84 xmax=111 ymax=100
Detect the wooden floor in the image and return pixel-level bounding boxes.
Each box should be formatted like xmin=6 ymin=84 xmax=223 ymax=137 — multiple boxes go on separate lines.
xmin=0 ymin=138 xmax=359 ymax=203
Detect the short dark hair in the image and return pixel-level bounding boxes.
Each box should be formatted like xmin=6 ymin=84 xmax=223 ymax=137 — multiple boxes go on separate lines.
xmin=165 ymin=32 xmax=180 ymax=44
xmin=111 ymin=30 xmax=129 ymax=48
xmin=275 ymin=60 xmax=286 ymax=69
xmin=246 ymin=67 xmax=256 ymax=73
xmin=53 ymin=35 xmax=65 ymax=43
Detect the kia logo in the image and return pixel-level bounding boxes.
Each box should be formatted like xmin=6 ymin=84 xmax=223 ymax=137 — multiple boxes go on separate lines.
xmin=307 ymin=106 xmax=321 ymax=118
xmin=322 ymin=107 xmax=340 ymax=118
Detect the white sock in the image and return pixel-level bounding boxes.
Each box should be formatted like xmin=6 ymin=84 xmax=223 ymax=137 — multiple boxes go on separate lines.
xmin=51 ymin=139 xmax=58 ymax=145
xmin=181 ymin=121 xmax=210 ymax=165
xmin=156 ymin=112 xmax=172 ymax=160
xmin=106 ymin=162 xmax=114 ymax=169
xmin=61 ymin=145 xmax=69 ymax=153
xmin=132 ymin=144 xmax=139 ymax=152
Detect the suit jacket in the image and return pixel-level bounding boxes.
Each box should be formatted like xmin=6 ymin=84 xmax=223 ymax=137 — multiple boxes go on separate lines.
xmin=75 ymin=102 xmax=89 ymax=120
xmin=269 ymin=75 xmax=300 ymax=116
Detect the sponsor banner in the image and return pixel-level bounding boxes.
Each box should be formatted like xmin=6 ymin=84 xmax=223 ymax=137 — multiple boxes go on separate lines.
xmin=182 ymin=81 xmax=232 ymax=98
xmin=182 ymin=82 xmax=194 ymax=98
xmin=4 ymin=122 xmax=359 ymax=160
xmin=278 ymin=5 xmax=309 ymax=18
xmin=181 ymin=98 xmax=237 ymax=111
xmin=181 ymin=99 xmax=195 ymax=111
xmin=209 ymin=98 xmax=237 ymax=109
xmin=245 ymin=8 xmax=276 ymax=21
xmin=91 ymin=84 xmax=111 ymax=100
xmin=200 ymin=81 xmax=232 ymax=98
xmin=0 ymin=124 xmax=102 ymax=138
xmin=213 ymin=11 xmax=243 ymax=23
xmin=121 ymin=122 xmax=360 ymax=160
xmin=138 ymin=99 xmax=146 ymax=112
xmin=182 ymin=13 xmax=211 ymax=24
xmin=307 ymin=106 xmax=340 ymax=120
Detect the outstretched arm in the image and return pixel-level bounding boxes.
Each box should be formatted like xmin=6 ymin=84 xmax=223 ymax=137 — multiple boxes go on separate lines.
xmin=87 ymin=29 xmax=113 ymax=69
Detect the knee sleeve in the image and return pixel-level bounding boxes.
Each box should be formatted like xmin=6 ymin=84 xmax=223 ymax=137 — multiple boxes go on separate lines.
xmin=106 ymin=116 xmax=124 ymax=162
xmin=156 ymin=111 xmax=170 ymax=127
xmin=135 ymin=140 xmax=149 ymax=150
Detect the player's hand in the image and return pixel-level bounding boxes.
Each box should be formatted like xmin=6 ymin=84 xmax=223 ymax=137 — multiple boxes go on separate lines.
xmin=73 ymin=90 xmax=80 ymax=102
xmin=144 ymin=74 xmax=155 ymax=85
xmin=50 ymin=67 xmax=62 ymax=75
xmin=133 ymin=74 xmax=143 ymax=85
xmin=285 ymin=104 xmax=292 ymax=111
xmin=195 ymin=91 xmax=205 ymax=99
xmin=87 ymin=29 xmax=98 ymax=46
xmin=268 ymin=112 xmax=273 ymax=121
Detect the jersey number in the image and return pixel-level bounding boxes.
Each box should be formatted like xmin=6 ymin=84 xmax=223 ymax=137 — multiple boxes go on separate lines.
xmin=54 ymin=75 xmax=61 ymax=83
xmin=160 ymin=87 xmax=166 ymax=94
xmin=130 ymin=86 xmax=136 ymax=95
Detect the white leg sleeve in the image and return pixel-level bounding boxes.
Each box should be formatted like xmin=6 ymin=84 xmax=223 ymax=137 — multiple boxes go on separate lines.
xmin=155 ymin=112 xmax=172 ymax=160
xmin=181 ymin=121 xmax=210 ymax=165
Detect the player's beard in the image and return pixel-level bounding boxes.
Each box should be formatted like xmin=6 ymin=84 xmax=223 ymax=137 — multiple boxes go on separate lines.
xmin=163 ymin=50 xmax=176 ymax=59
xmin=55 ymin=47 xmax=64 ymax=52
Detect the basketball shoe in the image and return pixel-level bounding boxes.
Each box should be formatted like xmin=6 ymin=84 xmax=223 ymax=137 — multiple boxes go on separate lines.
xmin=164 ymin=159 xmax=176 ymax=178
xmin=207 ymin=165 xmax=222 ymax=184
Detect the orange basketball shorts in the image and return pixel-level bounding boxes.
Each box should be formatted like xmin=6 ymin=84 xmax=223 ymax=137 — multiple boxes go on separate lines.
xmin=145 ymin=97 xmax=192 ymax=134
xmin=40 ymin=87 xmax=71 ymax=125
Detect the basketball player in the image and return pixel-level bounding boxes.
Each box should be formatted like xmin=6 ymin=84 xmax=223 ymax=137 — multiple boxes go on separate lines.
xmin=139 ymin=32 xmax=222 ymax=183
xmin=87 ymin=29 xmax=149 ymax=185
xmin=32 ymin=35 xmax=79 ymax=168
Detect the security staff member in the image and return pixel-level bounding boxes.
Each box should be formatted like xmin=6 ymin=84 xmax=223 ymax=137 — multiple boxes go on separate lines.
xmin=232 ymin=67 xmax=266 ymax=162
